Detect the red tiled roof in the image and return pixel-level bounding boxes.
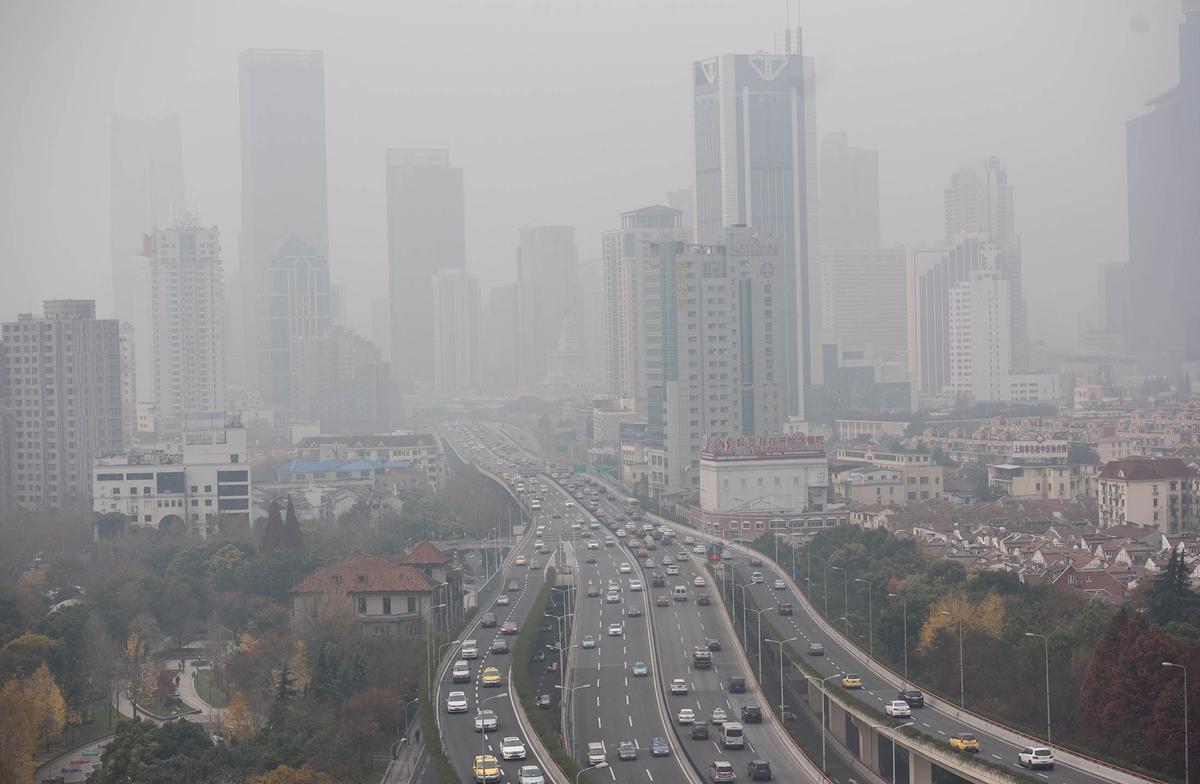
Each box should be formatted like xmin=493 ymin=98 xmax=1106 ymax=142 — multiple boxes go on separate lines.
xmin=403 ymin=541 xmax=450 ymax=565
xmin=291 ymin=555 xmax=435 ymax=593
xmin=1099 ymin=458 xmax=1196 ymax=481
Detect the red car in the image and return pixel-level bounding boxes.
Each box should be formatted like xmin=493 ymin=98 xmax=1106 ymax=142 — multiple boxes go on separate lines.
xmin=500 ymin=622 xmax=519 ymax=635
xmin=546 ymin=661 xmax=559 ymax=673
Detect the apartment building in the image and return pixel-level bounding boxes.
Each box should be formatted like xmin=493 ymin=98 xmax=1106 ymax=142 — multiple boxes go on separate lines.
xmin=1098 ymin=458 xmax=1198 ymax=533
xmin=835 ymin=446 xmax=944 ymax=503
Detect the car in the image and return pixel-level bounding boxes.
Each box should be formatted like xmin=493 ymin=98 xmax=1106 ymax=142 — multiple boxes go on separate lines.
xmin=746 ymin=760 xmax=773 ymax=781
xmin=949 ymin=733 xmax=980 ymax=753
xmin=517 ymin=765 xmax=545 ymax=784
xmin=690 ymin=720 xmax=710 ymax=739
xmin=677 ymin=551 xmax=690 ymax=561
xmin=693 ymin=575 xmax=707 ymax=587
xmin=606 ymin=592 xmax=621 ymax=604
xmin=618 ymin=740 xmax=638 ymax=760
xmin=884 ymin=700 xmax=911 ymax=718
xmin=481 ymin=613 xmax=498 ymax=628
xmin=515 ymin=555 xmax=527 ymax=566
xmin=447 ymin=691 xmax=469 ymax=713
xmin=740 ymin=705 xmax=762 ymax=724
xmin=565 ymin=501 xmax=575 ymax=508
xmin=677 ymin=708 xmax=696 ymax=724
xmin=473 ymin=755 xmax=501 ymax=783
xmin=587 ymin=742 xmax=606 ymax=765
xmin=709 ymin=760 xmax=736 ymax=782
xmin=608 ymin=623 xmax=624 ymax=636
xmin=530 ymin=560 xmax=541 ymax=569
xmin=661 ymin=555 xmax=674 ymax=565
xmin=605 ymin=538 xmax=615 ymax=547
xmin=453 ymin=660 xmax=471 ymax=682
xmin=534 ymin=540 xmax=544 ymax=548
xmin=651 ymin=573 xmax=666 ymax=587
xmin=706 ymin=638 xmax=722 ymax=651
xmin=727 ymin=676 xmax=746 ymax=694
xmin=898 ymin=689 xmax=924 ymax=708
xmin=671 ymin=678 xmax=689 ymax=695
xmin=643 ymin=558 xmax=657 ymax=569
xmin=629 ymin=580 xmax=643 ymax=592
xmin=807 ymin=643 xmax=824 ymax=656
xmin=582 ymin=635 xmax=596 ymax=649
xmin=749 ymin=557 xmax=764 ymax=567
xmin=656 ymin=595 xmax=671 ymax=606
xmin=496 ymin=594 xmax=511 ymax=606
xmin=841 ymin=674 xmax=863 ymax=688
xmin=500 ymin=736 xmax=528 ymax=760
xmin=683 ymin=536 xmax=695 ymax=545
xmin=616 ymin=528 xmax=626 ymax=538
xmin=491 ymin=638 xmax=510 ymax=654
xmin=626 ymin=605 xmax=643 ymax=617
xmin=772 ymin=580 xmax=785 ymax=590
xmin=536 ymin=693 xmax=552 ymax=709
xmin=631 ymin=661 xmax=649 ymax=677
xmin=474 ymin=709 xmax=498 ymax=732
xmin=461 ymin=640 xmax=480 ymax=659
xmin=666 ymin=565 xmax=680 ymax=576
xmin=619 ymin=562 xmax=632 ymax=574
xmin=587 ymin=585 xmax=601 ymax=597
xmin=1018 ymin=747 xmax=1054 ymax=770
xmin=778 ymin=602 xmax=793 ymax=616
xmin=711 ymin=707 xmax=728 ymax=724
xmin=587 ymin=541 xmax=599 ymax=550
xmin=500 ymin=622 xmax=519 ymax=635
xmin=694 ymin=545 xmax=706 ymax=555
xmin=532 ymin=649 xmax=546 ymax=662
xmin=750 ymin=571 xmax=764 ymax=584
xmin=651 ymin=736 xmax=671 ymax=757
xmin=585 ymin=556 xmax=597 ymax=564
xmin=507 ymin=581 xmax=520 ymax=592
xmin=481 ymin=667 xmax=503 ymax=686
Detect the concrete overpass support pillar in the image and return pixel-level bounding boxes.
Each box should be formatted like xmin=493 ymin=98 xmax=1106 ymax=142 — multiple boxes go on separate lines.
xmin=806 ymin=680 xmax=823 ymax=714
xmin=908 ymin=751 xmax=933 ymax=784
xmin=857 ymin=719 xmax=879 ymax=773
xmin=827 ymin=700 xmax=847 ymax=746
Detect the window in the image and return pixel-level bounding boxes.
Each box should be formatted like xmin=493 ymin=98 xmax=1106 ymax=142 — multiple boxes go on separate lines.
xmin=382 ymin=597 xmax=392 ymax=615
xmin=357 ymin=597 xmax=367 ymax=614
xmin=407 ymin=597 xmax=417 ymax=613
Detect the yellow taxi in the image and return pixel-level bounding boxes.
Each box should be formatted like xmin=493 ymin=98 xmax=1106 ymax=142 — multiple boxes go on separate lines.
xmin=515 ymin=555 xmax=527 ymax=566
xmin=841 ymin=674 xmax=863 ymax=689
xmin=949 ymin=733 xmax=980 ymax=752
xmin=481 ymin=666 xmax=503 ymax=687
xmin=473 ymin=755 xmax=501 ymax=782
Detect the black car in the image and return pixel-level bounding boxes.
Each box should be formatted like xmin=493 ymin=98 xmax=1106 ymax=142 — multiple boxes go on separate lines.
xmin=651 ymin=573 xmax=666 ymax=587
xmin=585 ymin=556 xmax=597 ymax=564
xmin=741 ymin=705 xmax=763 ymax=724
xmin=690 ymin=720 xmax=709 ymax=739
xmin=536 ymin=694 xmax=552 ymax=709
xmin=750 ymin=557 xmax=764 ymax=567
xmin=532 ymin=649 xmax=546 ymax=662
xmin=697 ymin=593 xmax=712 ymax=606
xmin=626 ymin=606 xmax=643 ymax=618
xmin=778 ymin=602 xmax=793 ymax=616
xmin=706 ymin=638 xmax=722 ymax=652
xmin=481 ymin=613 xmax=498 ymax=628
xmin=727 ymin=676 xmax=746 ymax=694
xmin=898 ymin=689 xmax=925 ymax=708
xmin=747 ymin=760 xmax=773 ymax=781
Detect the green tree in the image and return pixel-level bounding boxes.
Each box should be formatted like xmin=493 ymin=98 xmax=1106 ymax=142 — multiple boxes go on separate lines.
xmin=281 ymin=498 xmax=305 ymax=551
xmin=261 ymin=500 xmax=284 ymax=552
xmin=1145 ymin=549 xmax=1200 ymax=626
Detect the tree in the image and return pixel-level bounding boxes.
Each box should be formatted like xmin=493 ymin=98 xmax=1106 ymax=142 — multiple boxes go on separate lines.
xmin=248 ymin=765 xmax=348 ymax=784
xmin=1145 ymin=549 xmax=1200 ymax=627
xmin=80 ymin=613 xmax=120 ymax=722
xmin=340 ymin=688 xmax=400 ymax=754
xmin=223 ymin=690 xmax=254 ymax=736
xmin=289 ymin=640 xmax=312 ymax=694
xmin=281 ymin=498 xmax=305 ymax=551
xmin=26 ymin=662 xmax=68 ymax=749
xmin=261 ymin=500 xmax=284 ymax=553
xmin=0 ymin=678 xmax=39 ymax=784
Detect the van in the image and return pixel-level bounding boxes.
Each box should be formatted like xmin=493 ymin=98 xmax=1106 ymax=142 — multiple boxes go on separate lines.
xmin=461 ymin=640 xmax=479 ymax=659
xmin=720 ymin=721 xmax=745 ymax=749
xmin=726 ymin=676 xmax=746 ymax=694
xmin=673 ymin=585 xmax=688 ymax=601
xmin=587 ymin=742 xmax=606 ymax=765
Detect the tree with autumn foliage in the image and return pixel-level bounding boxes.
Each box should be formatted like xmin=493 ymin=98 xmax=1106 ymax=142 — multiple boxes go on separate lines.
xmin=248 ymin=765 xmax=349 ymax=784
xmin=223 ymin=690 xmax=255 ymax=736
xmin=0 ymin=677 xmax=39 ymax=784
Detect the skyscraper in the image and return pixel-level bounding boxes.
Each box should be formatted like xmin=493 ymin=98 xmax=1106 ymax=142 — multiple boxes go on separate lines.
xmin=259 ymin=236 xmax=332 ymax=411
xmin=819 ymin=132 xmax=880 ymax=250
xmin=692 ymin=35 xmax=819 ymax=417
xmin=109 ymin=114 xmax=185 ymax=402
xmin=239 ymin=49 xmax=329 ymax=395
xmin=386 ymin=149 xmax=466 ymax=391
xmin=819 ymin=247 xmax=907 ymax=364
xmin=516 ymin=225 xmax=578 ymax=385
xmin=2 ymin=301 xmax=126 ymax=510
xmin=1127 ymin=1 xmax=1200 ymax=360
xmin=291 ymin=326 xmax=390 ymax=433
xmin=147 ymin=215 xmax=225 ymax=433
xmin=431 ymin=268 xmax=480 ymax=393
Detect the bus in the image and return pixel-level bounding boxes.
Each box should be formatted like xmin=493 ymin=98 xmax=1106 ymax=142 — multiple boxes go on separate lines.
xmin=624 ymin=497 xmax=641 ymax=515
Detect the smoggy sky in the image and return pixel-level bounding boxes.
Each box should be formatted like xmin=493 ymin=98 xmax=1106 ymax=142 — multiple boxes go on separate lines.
xmin=0 ymin=0 xmax=1185 ymax=348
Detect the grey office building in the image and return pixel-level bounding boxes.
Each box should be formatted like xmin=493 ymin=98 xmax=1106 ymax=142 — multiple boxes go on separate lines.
xmin=385 ymin=149 xmax=465 ymax=391
xmin=239 ymin=49 xmax=329 ymax=395
xmin=259 ymin=237 xmax=332 ymax=411
xmin=692 ymin=37 xmax=819 ymax=418
xmin=516 ymin=226 xmax=578 ymax=385
xmin=819 ymin=132 xmax=879 ymax=250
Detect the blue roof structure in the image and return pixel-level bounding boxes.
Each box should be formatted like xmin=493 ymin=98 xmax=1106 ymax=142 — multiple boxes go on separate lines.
xmin=279 ymin=458 xmax=415 ymax=475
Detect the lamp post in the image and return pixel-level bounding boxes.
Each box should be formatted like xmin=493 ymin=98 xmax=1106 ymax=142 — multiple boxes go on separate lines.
xmin=1025 ymin=632 xmax=1051 ymax=745
xmin=889 ymin=721 xmax=915 ymax=784
xmin=478 ymin=692 xmax=509 ymax=757
xmin=856 ymin=577 xmax=873 ymax=657
xmin=748 ymin=607 xmax=772 ymax=682
xmin=765 ymin=637 xmax=796 ymax=719
xmin=556 ymin=682 xmax=592 ymax=761
xmin=804 ymin=672 xmax=842 ymax=772
xmin=940 ymin=611 xmax=964 ymax=707
xmin=831 ymin=565 xmax=849 ymax=635
xmin=1164 ymin=661 xmax=1189 ymax=784
xmin=400 ymin=696 xmax=419 ymax=740
xmin=817 ymin=556 xmax=829 ymax=618
xmin=576 ymin=761 xmax=609 ymax=784
xmin=427 ymin=637 xmax=460 ymax=696
xmin=888 ymin=593 xmax=908 ymax=683
xmin=732 ymin=583 xmax=750 ymax=644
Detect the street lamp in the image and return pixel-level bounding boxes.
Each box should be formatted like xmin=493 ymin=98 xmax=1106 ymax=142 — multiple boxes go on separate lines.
xmin=556 ymin=682 xmax=592 ymax=761
xmin=477 ymin=692 xmax=509 ymax=757
xmin=831 ymin=565 xmax=849 ymax=635
xmin=815 ymin=556 xmax=829 ymax=618
xmin=855 ymin=577 xmax=874 ymax=656
xmin=889 ymin=721 xmax=915 ymax=784
xmin=888 ymin=593 xmax=908 ymax=683
xmin=765 ymin=637 xmax=797 ymax=719
xmin=427 ymin=638 xmax=460 ymax=695
xmin=1164 ymin=661 xmax=1189 ymax=784
xmin=804 ymin=672 xmax=842 ymax=772
xmin=576 ymin=761 xmax=609 ymax=784
xmin=1025 ymin=632 xmax=1051 ymax=745
xmin=940 ymin=611 xmax=964 ymax=707
xmin=732 ymin=583 xmax=751 ymax=644
xmin=747 ymin=606 xmax=773 ymax=682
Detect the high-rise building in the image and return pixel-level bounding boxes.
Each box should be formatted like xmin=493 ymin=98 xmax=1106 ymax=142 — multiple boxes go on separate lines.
xmin=291 ymin=326 xmax=390 ymax=433
xmin=819 ymin=246 xmax=907 ymax=364
xmin=944 ymin=157 xmax=1014 ymax=243
xmin=259 ymin=236 xmax=332 ymax=412
xmin=109 ymin=114 xmax=185 ymax=402
xmin=118 ymin=323 xmax=138 ymax=447
xmin=147 ymin=215 xmax=225 ymax=433
xmin=1098 ymin=262 xmax=1131 ymax=337
xmin=0 ymin=341 xmax=13 ymax=516
xmin=370 ymin=297 xmax=391 ymax=362
xmin=692 ymin=35 xmax=819 ymax=417
xmin=481 ymin=285 xmax=519 ymax=392
xmin=601 ymin=206 xmax=689 ymax=407
xmin=819 ymin=132 xmax=880 ymax=250
xmin=386 ymin=149 xmax=466 ymax=391
xmin=2 ymin=301 xmax=126 ymax=510
xmin=431 ymin=269 xmax=480 ymax=393
xmin=665 ymin=188 xmax=694 ymax=232
xmin=645 ymin=227 xmax=788 ymax=497
xmin=239 ymin=49 xmax=329 ymax=393
xmin=1127 ymin=1 xmax=1200 ymax=361
xmin=516 ymin=226 xmax=578 ymax=384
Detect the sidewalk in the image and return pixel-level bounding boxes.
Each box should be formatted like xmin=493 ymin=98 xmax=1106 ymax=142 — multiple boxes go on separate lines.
xmin=176 ymin=660 xmax=224 ymax=728
xmin=33 ymin=734 xmax=113 ymax=784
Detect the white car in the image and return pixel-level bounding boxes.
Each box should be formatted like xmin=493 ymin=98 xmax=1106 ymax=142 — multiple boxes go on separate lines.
xmin=750 ymin=572 xmax=764 ymax=584
xmin=666 ymin=565 xmax=680 ymax=576
xmin=500 ymin=736 xmax=528 ymax=760
xmin=587 ymin=540 xmax=599 ymax=550
xmin=496 ymin=594 xmax=510 ymax=606
xmin=565 ymin=501 xmax=575 ymax=508
xmin=677 ymin=708 xmax=695 ymax=724
xmin=517 ymin=766 xmax=545 ymax=784
xmin=447 ymin=691 xmax=469 ymax=713
xmin=608 ymin=624 xmax=624 ymax=637
xmin=711 ymin=707 xmax=727 ymax=724
xmin=1019 ymin=747 xmax=1055 ymax=770
xmin=683 ymin=536 xmax=695 ymax=545
xmin=693 ymin=575 xmax=706 ymax=587
xmin=616 ymin=529 xmax=627 ymax=538
xmin=475 ymin=709 xmax=498 ymax=732
xmin=693 ymin=545 xmax=706 ymax=554
xmin=606 ymin=591 xmax=621 ymax=604
xmin=619 ymin=562 xmax=632 ymax=574
xmin=670 ymin=678 xmax=689 ymax=695
xmin=884 ymin=700 xmax=911 ymax=718
xmin=629 ymin=580 xmax=643 ymax=592
xmin=661 ymin=555 xmax=674 ymax=565
xmin=773 ymin=580 xmax=785 ymax=590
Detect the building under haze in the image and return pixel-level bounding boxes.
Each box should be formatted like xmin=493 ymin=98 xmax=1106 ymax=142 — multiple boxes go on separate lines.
xmin=3 ymin=301 xmax=126 ymax=510
xmin=819 ymin=132 xmax=879 ymax=250
xmin=692 ymin=37 xmax=819 ymax=418
xmin=481 ymin=285 xmax=519 ymax=391
xmin=147 ymin=215 xmax=225 ymax=434
xmin=239 ymin=49 xmax=329 ymax=397
xmin=819 ymin=246 xmax=907 ymax=366
xmin=516 ymin=225 xmax=578 ymax=385
xmin=291 ymin=325 xmax=390 ymax=433
xmin=386 ymin=149 xmax=466 ymax=392
xmin=259 ymin=236 xmax=332 ymax=413
xmin=1127 ymin=1 xmax=1200 ymax=362
xmin=109 ymin=113 xmax=185 ymax=403
xmin=431 ymin=268 xmax=480 ymax=393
